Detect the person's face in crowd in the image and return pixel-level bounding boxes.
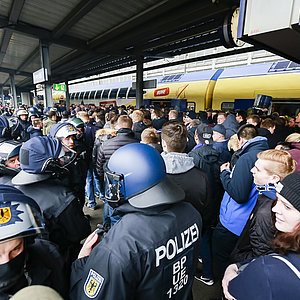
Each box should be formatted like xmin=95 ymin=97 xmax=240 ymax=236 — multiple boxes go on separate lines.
xmin=19 ymin=115 xmax=27 ymax=121
xmin=213 ymin=131 xmax=224 ymax=142
xmin=183 ymin=116 xmax=191 ymax=125
xmin=62 ymin=135 xmax=75 ymax=149
xmin=272 ymin=194 xmax=300 ymax=233
xmin=6 ymin=155 xmax=20 ymax=169
xmin=251 ymin=159 xmax=279 ymax=186
xmin=235 ymin=114 xmax=243 ymax=123
xmin=0 ymin=238 xmax=24 ymax=265
xmin=288 ymin=118 xmax=295 ymax=127
xmin=217 ymin=115 xmax=226 ymax=124
xmin=246 ymin=118 xmax=258 ymax=126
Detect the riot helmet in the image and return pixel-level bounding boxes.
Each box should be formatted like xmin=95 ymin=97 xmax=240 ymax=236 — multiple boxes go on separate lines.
xmin=16 ymin=109 xmax=28 ymax=121
xmin=67 ymin=117 xmax=85 ymax=131
xmin=104 ymin=143 xmax=185 ymax=208
xmin=0 ymin=141 xmax=22 ymax=175
xmin=28 ymin=106 xmax=40 ymax=119
xmin=49 ymin=122 xmax=81 ymax=151
xmin=11 ymin=136 xmax=72 ymax=185
xmin=0 ymin=185 xmax=44 ymax=243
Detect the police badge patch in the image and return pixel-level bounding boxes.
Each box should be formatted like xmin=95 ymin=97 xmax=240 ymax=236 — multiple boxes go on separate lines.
xmin=84 ymin=269 xmax=104 ymax=298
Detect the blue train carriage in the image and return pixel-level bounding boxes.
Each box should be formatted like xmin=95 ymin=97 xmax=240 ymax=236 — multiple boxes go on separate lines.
xmin=69 ymin=80 xmax=137 ymax=107
xmin=143 ymin=70 xmax=224 ymax=112
xmin=212 ymin=61 xmax=300 ymax=115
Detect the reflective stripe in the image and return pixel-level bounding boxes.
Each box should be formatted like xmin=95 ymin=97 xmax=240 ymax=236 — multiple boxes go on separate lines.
xmin=272 ymin=256 xmax=300 ymax=279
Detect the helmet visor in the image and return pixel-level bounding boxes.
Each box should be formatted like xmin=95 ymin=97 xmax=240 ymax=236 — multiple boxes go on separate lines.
xmin=0 ymin=200 xmax=45 ymax=243
xmin=104 ymin=163 xmax=125 ymax=204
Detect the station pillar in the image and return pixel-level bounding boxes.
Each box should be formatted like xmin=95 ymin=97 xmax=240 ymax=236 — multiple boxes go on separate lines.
xmin=9 ymin=74 xmax=18 ymax=108
xmin=136 ymin=56 xmax=144 ymax=109
xmin=0 ymin=85 xmax=4 ymax=105
xmin=40 ymin=41 xmax=53 ymax=108
xmin=65 ymin=82 xmax=70 ymax=110
xmin=21 ymin=92 xmax=31 ymax=106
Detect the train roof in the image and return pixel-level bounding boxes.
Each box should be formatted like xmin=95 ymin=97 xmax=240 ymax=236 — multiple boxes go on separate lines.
xmin=157 ymin=69 xmax=223 ymax=84
xmin=218 ymin=60 xmax=300 ymax=79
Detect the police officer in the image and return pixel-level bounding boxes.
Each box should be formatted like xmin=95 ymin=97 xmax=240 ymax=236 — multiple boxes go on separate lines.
xmin=49 ymin=122 xmax=88 ymax=206
xmin=0 ymin=141 xmax=21 ymax=183
xmin=11 ymin=136 xmax=91 ymax=263
xmin=0 ymin=115 xmax=12 ymax=143
xmin=0 ymin=185 xmax=68 ymax=299
xmin=11 ymin=109 xmax=31 ymax=142
xmin=70 ymin=143 xmax=202 ymax=300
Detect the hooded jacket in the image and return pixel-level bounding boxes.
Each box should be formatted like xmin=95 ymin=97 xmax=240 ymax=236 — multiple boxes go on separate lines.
xmin=222 ymin=114 xmax=239 ymax=139
xmin=219 ymin=136 xmax=269 ymax=236
xmin=189 ymin=144 xmax=223 ymax=226
xmin=161 ymin=152 xmax=209 ymax=219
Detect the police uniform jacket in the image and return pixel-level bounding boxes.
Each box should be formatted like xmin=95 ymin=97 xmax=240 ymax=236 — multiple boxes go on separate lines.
xmin=70 ymin=201 xmax=202 ymax=300
xmin=15 ymin=179 xmax=91 ymax=250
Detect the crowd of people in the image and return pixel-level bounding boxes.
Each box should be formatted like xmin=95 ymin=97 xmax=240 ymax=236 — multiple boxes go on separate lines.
xmin=0 ymin=101 xmax=300 ymax=299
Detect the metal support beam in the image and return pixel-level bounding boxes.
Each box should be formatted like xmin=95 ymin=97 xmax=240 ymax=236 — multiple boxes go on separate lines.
xmin=65 ymin=82 xmax=70 ymax=110
xmin=136 ymin=56 xmax=144 ymax=109
xmin=40 ymin=41 xmax=53 ymax=107
xmin=10 ymin=74 xmax=17 ymax=108
xmin=0 ymin=0 xmax=25 ymax=64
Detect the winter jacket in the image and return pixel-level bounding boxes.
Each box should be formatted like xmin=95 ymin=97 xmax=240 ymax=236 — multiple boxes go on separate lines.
xmin=70 ymin=202 xmax=202 ymax=300
xmin=14 ymin=178 xmax=91 ymax=253
xmin=222 ymin=114 xmax=239 ymax=139
xmin=289 ymin=142 xmax=300 ymax=171
xmin=11 ymin=119 xmax=31 ymax=142
xmin=132 ymin=121 xmax=147 ymax=140
xmin=42 ymin=118 xmax=57 ymax=136
xmin=161 ymin=152 xmax=209 ymax=220
xmin=152 ymin=117 xmax=167 ymax=130
xmin=229 ymin=252 xmax=300 ymax=300
xmin=0 ymin=239 xmax=68 ymax=300
xmin=92 ymin=128 xmax=117 ymax=164
xmin=96 ymin=128 xmax=138 ymax=183
xmin=219 ymin=136 xmax=269 ymax=236
xmin=27 ymin=125 xmax=43 ymax=139
xmin=188 ymin=144 xmax=223 ymax=226
xmin=230 ymin=190 xmax=276 ymax=263
xmin=213 ymin=140 xmax=231 ymax=164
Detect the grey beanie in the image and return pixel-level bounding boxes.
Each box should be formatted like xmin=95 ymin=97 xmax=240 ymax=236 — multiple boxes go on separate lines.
xmin=276 ymin=171 xmax=300 ymax=212
xmin=213 ymin=124 xmax=226 ymax=137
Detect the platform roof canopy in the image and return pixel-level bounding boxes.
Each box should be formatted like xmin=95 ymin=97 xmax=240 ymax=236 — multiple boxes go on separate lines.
xmin=0 ymin=0 xmax=240 ymax=92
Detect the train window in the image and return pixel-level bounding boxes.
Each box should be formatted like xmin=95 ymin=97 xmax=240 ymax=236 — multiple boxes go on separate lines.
xmin=84 ymin=91 xmax=90 ymax=100
xmin=102 ymin=89 xmax=110 ymax=99
xmin=118 ymin=88 xmax=128 ymax=98
xmin=128 ymin=88 xmax=136 ymax=98
xmin=95 ymin=90 xmax=102 ymax=98
xmin=70 ymin=93 xmax=75 ymax=100
xmin=79 ymin=92 xmax=85 ymax=99
xmin=109 ymin=89 xmax=118 ymax=99
xmin=288 ymin=61 xmax=300 ymax=69
xmin=89 ymin=90 xmax=96 ymax=99
xmin=74 ymin=92 xmax=80 ymax=100
xmin=221 ymin=102 xmax=234 ymax=110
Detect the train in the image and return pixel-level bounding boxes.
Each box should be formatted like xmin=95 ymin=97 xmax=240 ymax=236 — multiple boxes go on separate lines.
xmin=67 ymin=60 xmax=300 ymax=116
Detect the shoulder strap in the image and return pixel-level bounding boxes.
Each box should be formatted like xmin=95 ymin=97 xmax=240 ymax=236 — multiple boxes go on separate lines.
xmin=271 ymin=255 xmax=300 ymax=279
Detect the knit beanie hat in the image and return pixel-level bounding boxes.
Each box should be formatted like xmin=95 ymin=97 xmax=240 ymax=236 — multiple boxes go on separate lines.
xmin=213 ymin=124 xmax=226 ymax=137
xmin=276 ymin=171 xmax=300 ymax=212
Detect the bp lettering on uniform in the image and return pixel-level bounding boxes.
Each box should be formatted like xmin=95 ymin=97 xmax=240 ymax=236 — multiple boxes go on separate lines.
xmin=167 ymin=256 xmax=189 ymax=298
xmin=155 ymin=223 xmax=199 ymax=267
